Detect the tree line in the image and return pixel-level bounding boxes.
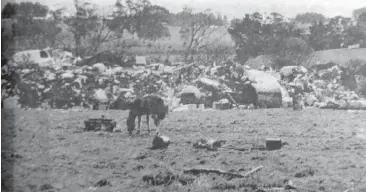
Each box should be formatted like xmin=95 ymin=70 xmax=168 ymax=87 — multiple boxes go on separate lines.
xmin=1 ymin=0 xmax=228 ymax=59
xmin=229 ymin=10 xmax=366 ymax=68
xmin=1 ymin=1 xmax=366 ymax=66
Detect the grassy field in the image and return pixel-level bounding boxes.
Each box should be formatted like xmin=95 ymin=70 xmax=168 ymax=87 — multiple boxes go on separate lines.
xmin=2 ymin=108 xmax=366 ymax=192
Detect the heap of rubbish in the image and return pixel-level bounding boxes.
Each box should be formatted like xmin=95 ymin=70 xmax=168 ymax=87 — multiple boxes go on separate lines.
xmin=2 ymin=49 xmax=366 ymax=110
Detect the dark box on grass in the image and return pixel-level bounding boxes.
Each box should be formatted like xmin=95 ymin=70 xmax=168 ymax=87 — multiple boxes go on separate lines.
xmin=265 ymin=138 xmax=282 ymax=150
xmin=84 ymin=118 xmax=116 ymax=132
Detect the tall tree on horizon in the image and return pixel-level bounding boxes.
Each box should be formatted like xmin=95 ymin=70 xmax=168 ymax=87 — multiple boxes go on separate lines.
xmin=178 ymin=7 xmax=221 ymax=62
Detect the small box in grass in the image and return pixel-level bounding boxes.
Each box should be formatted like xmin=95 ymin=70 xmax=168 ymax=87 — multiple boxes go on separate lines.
xmin=84 ymin=118 xmax=116 ymax=132
xmin=266 ymin=138 xmax=282 ymax=150
xmin=213 ymin=102 xmax=231 ymax=110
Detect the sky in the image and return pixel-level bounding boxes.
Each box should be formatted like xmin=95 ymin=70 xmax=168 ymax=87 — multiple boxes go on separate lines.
xmin=3 ymin=0 xmax=366 ymax=19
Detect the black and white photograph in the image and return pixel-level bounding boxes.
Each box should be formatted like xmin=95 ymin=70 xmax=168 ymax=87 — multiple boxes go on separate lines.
xmin=1 ymin=0 xmax=366 ymax=191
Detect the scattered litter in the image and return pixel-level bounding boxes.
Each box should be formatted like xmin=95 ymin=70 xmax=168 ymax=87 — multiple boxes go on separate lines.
xmin=294 ymin=168 xmax=315 ymax=178
xmin=151 ymin=135 xmax=171 ymax=149
xmin=183 ymin=165 xmax=263 ymax=179
xmin=284 ymin=180 xmax=297 ymax=190
xmin=193 ymin=138 xmax=226 ymax=150
xmin=84 ymin=115 xmax=116 ymax=132
xmin=94 ymin=179 xmax=111 ymax=187
xmin=3 ymin=50 xmax=366 ymax=111
xmin=142 ymin=169 xmax=177 ymax=186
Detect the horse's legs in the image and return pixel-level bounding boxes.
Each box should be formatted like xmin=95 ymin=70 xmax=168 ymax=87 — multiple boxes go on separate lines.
xmin=136 ymin=115 xmax=141 ymax=134
xmin=146 ymin=114 xmax=151 ymax=134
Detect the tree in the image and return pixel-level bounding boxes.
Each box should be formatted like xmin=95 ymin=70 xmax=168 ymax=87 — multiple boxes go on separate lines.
xmin=1 ymin=3 xmax=16 ymax=19
xmin=355 ymin=12 xmax=366 ymax=47
xmin=134 ymin=5 xmax=170 ymax=41
xmin=308 ymin=15 xmax=358 ymax=50
xmin=214 ymin=13 xmax=224 ymax=26
xmin=106 ymin=0 xmax=170 ymax=53
xmin=294 ymin=12 xmax=326 ymax=24
xmin=1 ymin=19 xmax=16 ymax=57
xmin=274 ymin=37 xmax=312 ymax=68
xmin=178 ymin=7 xmax=221 ymax=62
xmin=328 ymin=16 xmax=352 ymax=46
xmin=108 ymin=0 xmax=170 ymax=40
xmin=309 ymin=21 xmax=331 ymax=50
xmin=228 ymin=12 xmax=305 ymax=64
xmin=353 ymin=7 xmax=366 ymax=22
xmin=1 ymin=2 xmax=49 ymax=19
xmin=1 ymin=2 xmax=62 ymax=50
xmin=358 ymin=12 xmax=366 ymax=29
xmin=228 ymin=13 xmax=268 ymax=62
xmin=342 ymin=25 xmax=365 ymax=47
xmin=223 ymin=15 xmax=229 ymax=25
xmin=62 ymin=0 xmax=171 ymax=56
xmin=64 ymin=0 xmax=99 ymax=56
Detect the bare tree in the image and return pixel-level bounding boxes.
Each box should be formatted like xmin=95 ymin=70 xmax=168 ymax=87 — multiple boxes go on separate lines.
xmin=178 ymin=7 xmax=217 ymax=62
xmin=106 ymin=0 xmax=170 ymax=51
xmin=64 ymin=0 xmax=99 ymax=56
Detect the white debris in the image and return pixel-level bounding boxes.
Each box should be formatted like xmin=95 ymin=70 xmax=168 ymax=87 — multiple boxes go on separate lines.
xmin=73 ymin=57 xmax=82 ymax=65
xmin=172 ymin=104 xmax=189 ymax=112
xmin=304 ymin=94 xmax=318 ymax=106
xmin=280 ymin=66 xmax=308 ymax=77
xmin=102 ymin=68 xmax=114 ymax=76
xmin=93 ymin=89 xmax=109 ymax=103
xmin=45 ymin=73 xmax=56 ymax=81
xmin=218 ymin=98 xmax=230 ymax=104
xmin=37 ymin=84 xmax=45 ymax=89
xmin=12 ymin=49 xmax=55 ymax=67
xmin=93 ymin=63 xmax=107 ymax=73
xmin=111 ymin=66 xmax=123 ymax=74
xmin=2 ymin=96 xmax=20 ymax=109
xmin=179 ymin=85 xmax=203 ymax=98
xmin=21 ymin=69 xmax=32 ymax=74
xmin=61 ymin=72 xmax=74 ymax=79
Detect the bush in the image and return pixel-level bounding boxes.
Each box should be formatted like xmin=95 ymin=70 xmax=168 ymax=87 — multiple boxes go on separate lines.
xmin=273 ymin=37 xmax=313 ymax=69
xmin=346 ymin=59 xmax=366 ymax=77
xmin=357 ymin=81 xmax=366 ymax=97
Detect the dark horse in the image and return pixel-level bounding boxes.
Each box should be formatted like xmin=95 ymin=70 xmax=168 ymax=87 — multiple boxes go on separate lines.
xmin=126 ymin=95 xmax=168 ymax=135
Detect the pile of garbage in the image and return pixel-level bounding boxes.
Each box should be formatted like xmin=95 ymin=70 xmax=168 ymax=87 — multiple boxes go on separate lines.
xmin=1 ymin=49 xmax=203 ymax=110
xmin=2 ymin=48 xmax=366 ymax=110
xmin=1 ymin=63 xmax=176 ymax=109
xmin=279 ymin=64 xmax=366 ymax=109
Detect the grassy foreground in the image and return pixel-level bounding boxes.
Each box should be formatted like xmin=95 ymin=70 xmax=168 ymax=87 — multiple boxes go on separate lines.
xmin=2 ymin=108 xmax=366 ymax=192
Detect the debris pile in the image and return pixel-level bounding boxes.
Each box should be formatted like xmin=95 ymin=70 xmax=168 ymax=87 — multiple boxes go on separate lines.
xmin=280 ymin=63 xmax=366 ymax=109
xmin=2 ymin=49 xmax=366 ymax=110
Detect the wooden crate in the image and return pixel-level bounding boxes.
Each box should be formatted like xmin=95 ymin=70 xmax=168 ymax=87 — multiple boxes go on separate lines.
xmin=266 ymin=138 xmax=282 ymax=150
xmin=84 ymin=118 xmax=116 ymax=132
xmin=213 ymin=102 xmax=231 ymax=110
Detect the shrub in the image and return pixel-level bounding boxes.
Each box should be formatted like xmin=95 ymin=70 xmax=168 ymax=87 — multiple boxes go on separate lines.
xmin=346 ymin=59 xmax=366 ymax=77
xmin=273 ymin=37 xmax=313 ymax=69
